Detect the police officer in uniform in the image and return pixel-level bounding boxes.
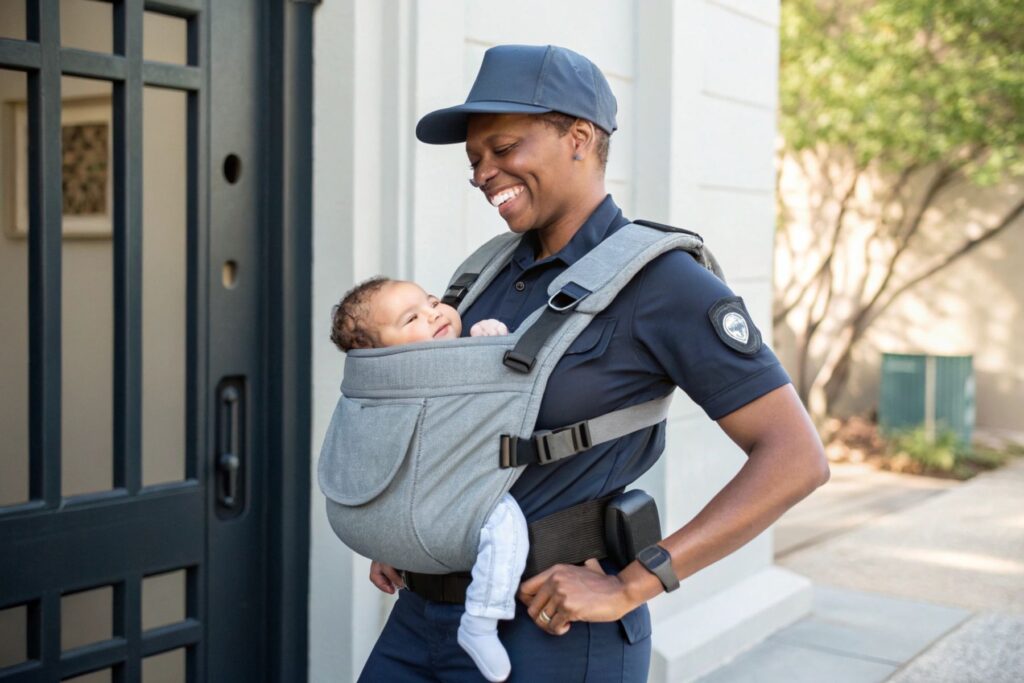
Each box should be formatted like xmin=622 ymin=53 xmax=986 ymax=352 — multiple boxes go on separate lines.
xmin=359 ymin=44 xmax=829 ymax=682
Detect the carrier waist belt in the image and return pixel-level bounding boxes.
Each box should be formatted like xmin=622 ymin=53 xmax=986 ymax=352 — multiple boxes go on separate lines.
xmin=403 ymin=495 xmax=616 ymax=604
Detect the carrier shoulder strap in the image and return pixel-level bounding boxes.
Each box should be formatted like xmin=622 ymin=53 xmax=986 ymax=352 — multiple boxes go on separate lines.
xmin=499 ymin=221 xmax=723 ymax=468
xmin=441 ymin=232 xmax=521 ymax=312
xmin=503 ymin=221 xmax=721 ymax=374
xmin=632 ymin=219 xmax=726 ymax=281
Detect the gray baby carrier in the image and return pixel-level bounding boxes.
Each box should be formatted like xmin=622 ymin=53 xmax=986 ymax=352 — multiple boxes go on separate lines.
xmin=318 ymin=222 xmax=724 ymax=573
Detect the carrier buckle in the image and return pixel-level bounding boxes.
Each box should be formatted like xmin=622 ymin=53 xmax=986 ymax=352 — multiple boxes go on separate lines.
xmin=534 ymin=421 xmax=592 ymax=464
xmin=441 ymin=273 xmax=478 ymax=307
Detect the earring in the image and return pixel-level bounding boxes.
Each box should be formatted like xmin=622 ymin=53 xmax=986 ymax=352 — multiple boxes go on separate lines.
xmin=573 ymin=154 xmax=583 ymax=161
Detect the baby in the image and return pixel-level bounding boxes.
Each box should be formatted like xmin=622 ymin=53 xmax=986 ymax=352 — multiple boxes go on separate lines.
xmin=331 ymin=276 xmax=528 ymax=683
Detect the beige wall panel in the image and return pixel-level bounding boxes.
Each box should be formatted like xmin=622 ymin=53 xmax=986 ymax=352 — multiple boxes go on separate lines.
xmin=777 ymin=154 xmax=1024 ymax=432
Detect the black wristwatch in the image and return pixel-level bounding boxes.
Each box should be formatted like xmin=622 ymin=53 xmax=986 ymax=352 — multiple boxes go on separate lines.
xmin=636 ymin=544 xmax=679 ymax=593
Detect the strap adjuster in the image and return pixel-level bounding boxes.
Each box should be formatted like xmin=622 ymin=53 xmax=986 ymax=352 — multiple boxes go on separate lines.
xmin=441 ymin=272 xmax=478 ymax=307
xmin=534 ymin=421 xmax=592 ymax=464
xmin=499 ymin=435 xmax=519 ymax=468
xmin=547 ymin=282 xmax=590 ymax=312
xmin=502 ymin=350 xmax=536 ymax=373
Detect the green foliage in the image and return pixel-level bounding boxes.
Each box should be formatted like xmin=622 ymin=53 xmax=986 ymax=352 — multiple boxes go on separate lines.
xmin=888 ymin=427 xmax=961 ymax=471
xmin=887 ymin=426 xmax=1016 ymax=478
xmin=780 ymin=0 xmax=1024 ymax=184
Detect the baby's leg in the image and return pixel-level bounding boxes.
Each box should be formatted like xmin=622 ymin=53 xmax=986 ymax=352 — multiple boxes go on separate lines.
xmin=459 ymin=493 xmax=529 ymax=682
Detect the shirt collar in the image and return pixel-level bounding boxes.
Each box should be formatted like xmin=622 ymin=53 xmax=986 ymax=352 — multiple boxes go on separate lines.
xmin=512 ymin=195 xmax=628 ymax=270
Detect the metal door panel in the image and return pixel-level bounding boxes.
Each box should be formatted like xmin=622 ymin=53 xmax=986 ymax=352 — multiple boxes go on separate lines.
xmin=0 ymin=1 xmax=312 ymax=680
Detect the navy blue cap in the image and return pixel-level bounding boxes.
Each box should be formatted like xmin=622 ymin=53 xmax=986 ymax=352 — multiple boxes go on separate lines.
xmin=416 ymin=44 xmax=618 ymax=145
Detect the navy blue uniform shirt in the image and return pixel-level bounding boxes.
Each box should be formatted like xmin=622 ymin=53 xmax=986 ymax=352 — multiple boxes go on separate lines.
xmin=461 ymin=195 xmax=791 ymax=523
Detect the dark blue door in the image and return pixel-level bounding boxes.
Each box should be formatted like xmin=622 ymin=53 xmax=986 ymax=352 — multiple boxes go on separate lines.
xmin=0 ymin=1 xmax=312 ymax=681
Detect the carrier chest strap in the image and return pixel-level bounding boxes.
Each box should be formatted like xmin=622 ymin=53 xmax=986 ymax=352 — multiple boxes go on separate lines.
xmin=500 ymin=393 xmax=673 ymax=468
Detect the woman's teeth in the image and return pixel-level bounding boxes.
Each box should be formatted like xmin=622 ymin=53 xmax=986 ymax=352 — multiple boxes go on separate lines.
xmin=489 ymin=186 xmax=523 ymax=207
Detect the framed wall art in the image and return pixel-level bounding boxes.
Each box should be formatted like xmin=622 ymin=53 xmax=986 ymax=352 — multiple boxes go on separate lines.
xmin=4 ymin=95 xmax=113 ymax=239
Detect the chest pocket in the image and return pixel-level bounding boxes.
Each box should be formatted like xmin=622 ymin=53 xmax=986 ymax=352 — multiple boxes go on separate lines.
xmin=563 ymin=317 xmax=617 ymax=360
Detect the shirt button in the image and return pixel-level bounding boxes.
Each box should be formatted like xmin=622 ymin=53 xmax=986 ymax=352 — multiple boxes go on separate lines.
xmin=514 ymin=281 xmax=526 ymax=292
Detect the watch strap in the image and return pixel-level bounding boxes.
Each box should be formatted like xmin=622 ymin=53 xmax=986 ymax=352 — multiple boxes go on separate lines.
xmin=636 ymin=544 xmax=679 ymax=593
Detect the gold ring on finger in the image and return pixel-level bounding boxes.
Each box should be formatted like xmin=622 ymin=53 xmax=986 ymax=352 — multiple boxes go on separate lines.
xmin=539 ymin=610 xmax=552 ymax=624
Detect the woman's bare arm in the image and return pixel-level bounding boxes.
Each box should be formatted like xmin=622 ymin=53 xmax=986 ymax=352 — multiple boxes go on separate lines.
xmin=519 ymin=383 xmax=829 ymax=634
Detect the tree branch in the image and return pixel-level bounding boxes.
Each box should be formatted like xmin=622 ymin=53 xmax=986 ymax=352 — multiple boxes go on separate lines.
xmin=872 ymin=197 xmax=1024 ymax=322
xmin=821 ymin=180 xmax=1021 ymax=412
xmin=774 ymin=165 xmax=862 ymax=325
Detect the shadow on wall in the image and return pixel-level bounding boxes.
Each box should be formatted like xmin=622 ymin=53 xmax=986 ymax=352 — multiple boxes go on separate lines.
xmin=774 ymin=167 xmax=1024 ymax=432
xmin=820 ymin=222 xmax=1022 ymax=432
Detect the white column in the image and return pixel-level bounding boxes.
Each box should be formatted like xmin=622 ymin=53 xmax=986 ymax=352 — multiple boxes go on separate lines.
xmin=633 ymin=1 xmax=812 ymax=681
xmin=309 ymin=1 xmax=420 ymax=680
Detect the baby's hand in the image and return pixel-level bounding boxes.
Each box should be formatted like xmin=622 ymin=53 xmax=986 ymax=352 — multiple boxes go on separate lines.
xmin=470 ymin=319 xmax=509 ymax=337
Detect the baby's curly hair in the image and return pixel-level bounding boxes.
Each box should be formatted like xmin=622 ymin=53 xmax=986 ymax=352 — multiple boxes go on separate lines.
xmin=330 ymin=276 xmax=392 ymax=352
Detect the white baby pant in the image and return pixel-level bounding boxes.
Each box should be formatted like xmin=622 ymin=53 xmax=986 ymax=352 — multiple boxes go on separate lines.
xmin=464 ymin=493 xmax=529 ymax=619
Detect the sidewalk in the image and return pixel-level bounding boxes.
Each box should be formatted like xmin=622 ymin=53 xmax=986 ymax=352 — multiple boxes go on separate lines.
xmin=697 ymin=458 xmax=1024 ymax=682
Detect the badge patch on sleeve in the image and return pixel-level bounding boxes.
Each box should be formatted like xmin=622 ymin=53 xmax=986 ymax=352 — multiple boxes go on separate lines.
xmin=708 ymin=296 xmax=762 ymax=355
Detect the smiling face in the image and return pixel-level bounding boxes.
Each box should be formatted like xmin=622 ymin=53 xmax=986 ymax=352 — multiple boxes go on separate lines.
xmin=369 ymin=281 xmax=463 ymax=347
xmin=465 ymin=113 xmax=582 ymax=236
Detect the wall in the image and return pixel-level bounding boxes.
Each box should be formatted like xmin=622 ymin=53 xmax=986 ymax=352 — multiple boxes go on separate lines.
xmin=775 ymin=152 xmax=1024 ymax=434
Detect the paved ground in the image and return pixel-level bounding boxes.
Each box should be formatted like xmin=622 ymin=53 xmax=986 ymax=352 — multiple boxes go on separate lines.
xmin=780 ymin=458 xmax=1024 ymax=614
xmin=774 ymin=462 xmax=956 ymax=559
xmin=698 ymin=457 xmax=1024 ymax=682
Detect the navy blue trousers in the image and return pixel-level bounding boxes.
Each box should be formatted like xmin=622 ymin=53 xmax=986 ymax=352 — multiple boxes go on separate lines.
xmin=358 ymin=588 xmax=652 ymax=682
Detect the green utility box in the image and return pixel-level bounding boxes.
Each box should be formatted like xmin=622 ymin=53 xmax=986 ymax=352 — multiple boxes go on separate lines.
xmin=879 ymin=353 xmax=975 ymax=445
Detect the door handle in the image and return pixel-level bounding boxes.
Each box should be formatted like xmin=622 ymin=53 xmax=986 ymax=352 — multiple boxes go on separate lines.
xmin=216 ymin=378 xmax=246 ymax=515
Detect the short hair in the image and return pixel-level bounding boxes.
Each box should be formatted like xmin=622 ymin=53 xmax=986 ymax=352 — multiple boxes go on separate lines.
xmin=538 ymin=112 xmax=610 ymax=169
xmin=330 ymin=276 xmax=392 ymax=352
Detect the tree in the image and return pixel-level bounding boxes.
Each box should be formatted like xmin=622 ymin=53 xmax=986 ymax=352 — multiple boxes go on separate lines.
xmin=776 ymin=0 xmax=1024 ymax=421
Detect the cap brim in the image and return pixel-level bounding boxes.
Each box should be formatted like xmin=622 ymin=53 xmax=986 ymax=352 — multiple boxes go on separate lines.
xmin=415 ymin=101 xmax=552 ymax=144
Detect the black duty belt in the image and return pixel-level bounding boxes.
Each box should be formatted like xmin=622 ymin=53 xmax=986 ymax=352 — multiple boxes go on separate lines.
xmin=402 ymin=494 xmax=616 ymax=604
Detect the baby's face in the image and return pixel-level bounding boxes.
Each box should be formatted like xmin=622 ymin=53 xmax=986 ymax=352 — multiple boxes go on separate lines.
xmin=370 ymin=281 xmax=463 ymax=347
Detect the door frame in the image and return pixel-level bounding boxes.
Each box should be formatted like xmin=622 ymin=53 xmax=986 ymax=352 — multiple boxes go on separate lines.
xmin=260 ymin=1 xmax=313 ymax=681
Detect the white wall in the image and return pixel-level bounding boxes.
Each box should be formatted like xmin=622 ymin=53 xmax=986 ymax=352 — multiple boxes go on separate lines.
xmin=310 ymin=2 xmax=803 ymax=681
xmin=634 ymin=0 xmax=781 ymax=601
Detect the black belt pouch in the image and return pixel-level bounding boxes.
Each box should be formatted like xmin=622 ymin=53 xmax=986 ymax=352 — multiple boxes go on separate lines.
xmin=604 ymin=489 xmax=663 ymax=567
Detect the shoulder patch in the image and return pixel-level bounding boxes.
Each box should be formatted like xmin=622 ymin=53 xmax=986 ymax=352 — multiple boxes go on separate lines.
xmin=708 ymin=296 xmax=762 ymax=355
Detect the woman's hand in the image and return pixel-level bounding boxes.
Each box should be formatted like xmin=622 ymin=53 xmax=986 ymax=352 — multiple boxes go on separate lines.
xmin=517 ymin=559 xmax=643 ymax=635
xmin=369 ymin=561 xmax=405 ymax=594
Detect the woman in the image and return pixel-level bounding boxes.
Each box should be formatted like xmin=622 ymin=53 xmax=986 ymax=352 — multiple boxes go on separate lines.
xmin=360 ymin=44 xmax=829 ymax=682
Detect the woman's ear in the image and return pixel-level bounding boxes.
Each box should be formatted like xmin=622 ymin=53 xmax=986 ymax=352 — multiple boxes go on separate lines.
xmin=569 ymin=119 xmax=597 ymax=160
